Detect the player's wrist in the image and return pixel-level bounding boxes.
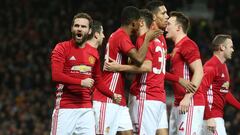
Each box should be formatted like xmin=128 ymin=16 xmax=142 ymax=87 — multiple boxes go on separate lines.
xmin=185 ymin=93 xmax=193 ymax=98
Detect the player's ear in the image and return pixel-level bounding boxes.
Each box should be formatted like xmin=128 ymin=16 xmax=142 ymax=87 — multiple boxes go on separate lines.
xmin=139 ymin=19 xmax=144 ymax=27
xmin=88 ymin=28 xmax=92 ymax=35
xmin=219 ymin=44 xmax=225 ymax=51
xmin=177 ymin=24 xmax=181 ymax=32
xmin=153 ymin=14 xmax=157 ymax=21
xmin=94 ymin=32 xmax=99 ymax=39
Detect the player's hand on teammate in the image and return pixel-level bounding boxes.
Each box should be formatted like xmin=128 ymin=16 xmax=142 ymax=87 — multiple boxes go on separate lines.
xmin=113 ymin=93 xmax=122 ymax=104
xmin=207 ymin=118 xmax=216 ymax=133
xmin=178 ymin=78 xmax=197 ymax=93
xmin=179 ymin=93 xmax=192 ymax=114
xmin=103 ymin=57 xmax=120 ymax=72
xmin=81 ymin=78 xmax=94 ymax=88
xmin=145 ymin=29 xmax=164 ymax=41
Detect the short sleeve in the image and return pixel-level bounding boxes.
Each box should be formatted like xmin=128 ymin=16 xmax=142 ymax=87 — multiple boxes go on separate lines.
xmin=181 ymin=41 xmax=201 ymax=64
xmin=119 ymin=36 xmax=135 ymax=55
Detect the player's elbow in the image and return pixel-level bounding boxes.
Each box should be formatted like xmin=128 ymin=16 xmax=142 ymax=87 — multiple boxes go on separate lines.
xmin=142 ymin=66 xmax=152 ymax=72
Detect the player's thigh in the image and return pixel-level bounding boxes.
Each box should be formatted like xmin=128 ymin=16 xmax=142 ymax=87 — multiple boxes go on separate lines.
xmin=74 ymin=108 xmax=95 ymax=135
xmin=177 ymin=106 xmax=204 ymax=135
xmin=128 ymin=94 xmax=137 ymax=122
xmin=93 ymin=101 xmax=120 ymax=135
xmin=157 ymin=102 xmax=168 ymax=130
xmin=50 ymin=109 xmax=79 ymax=135
xmin=156 ymin=102 xmax=168 ymax=135
xmin=190 ymin=106 xmax=204 ymax=134
xmin=215 ymin=118 xmax=227 ymax=135
xmin=202 ymin=118 xmax=226 ymax=135
xmin=93 ymin=101 xmax=106 ymax=134
xmin=117 ymin=106 xmax=133 ymax=132
xmin=140 ymin=101 xmax=168 ymax=135
xmin=128 ymin=97 xmax=138 ymax=135
xmin=51 ymin=108 xmax=95 ymax=135
xmin=202 ymin=120 xmax=215 ymax=135
xmin=169 ymin=106 xmax=178 ymax=135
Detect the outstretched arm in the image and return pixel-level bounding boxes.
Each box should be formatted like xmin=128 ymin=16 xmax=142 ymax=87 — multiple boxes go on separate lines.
xmin=226 ymin=92 xmax=240 ymax=109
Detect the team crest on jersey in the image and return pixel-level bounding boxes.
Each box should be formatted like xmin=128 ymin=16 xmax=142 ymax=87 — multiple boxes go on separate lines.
xmin=89 ymin=56 xmax=95 ymax=64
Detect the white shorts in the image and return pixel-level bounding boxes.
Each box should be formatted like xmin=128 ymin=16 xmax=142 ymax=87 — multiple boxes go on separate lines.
xmin=50 ymin=108 xmax=95 ymax=135
xmin=130 ymin=98 xmax=168 ymax=135
xmin=169 ymin=105 xmax=204 ymax=135
xmin=93 ymin=101 xmax=133 ymax=135
xmin=202 ymin=118 xmax=227 ymax=135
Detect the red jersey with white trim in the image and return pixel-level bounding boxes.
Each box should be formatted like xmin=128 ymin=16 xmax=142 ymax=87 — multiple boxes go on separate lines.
xmin=51 ymin=40 xmax=113 ymax=109
xmin=201 ymin=56 xmax=230 ymax=119
xmin=130 ymin=34 xmax=167 ymax=102
xmin=93 ymin=28 xmax=135 ymax=106
xmin=170 ymin=36 xmax=204 ymax=106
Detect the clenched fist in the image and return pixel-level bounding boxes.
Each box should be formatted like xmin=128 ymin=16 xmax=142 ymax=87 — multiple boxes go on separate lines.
xmin=81 ymin=78 xmax=94 ymax=88
xmin=113 ymin=93 xmax=122 ymax=104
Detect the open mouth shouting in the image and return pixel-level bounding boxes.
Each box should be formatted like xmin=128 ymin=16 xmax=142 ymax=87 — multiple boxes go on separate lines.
xmin=75 ymin=33 xmax=83 ymax=40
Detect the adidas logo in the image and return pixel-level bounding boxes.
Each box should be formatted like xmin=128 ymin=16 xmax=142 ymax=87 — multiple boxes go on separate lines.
xmin=69 ymin=56 xmax=76 ymax=60
xmin=221 ymin=73 xmax=225 ymax=78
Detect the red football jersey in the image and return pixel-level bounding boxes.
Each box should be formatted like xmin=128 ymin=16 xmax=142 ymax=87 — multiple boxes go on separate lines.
xmin=93 ymin=28 xmax=135 ymax=106
xmin=130 ymin=34 xmax=167 ymax=102
xmin=170 ymin=36 xmax=204 ymax=106
xmin=201 ymin=56 xmax=230 ymax=119
xmin=51 ymin=40 xmax=113 ymax=108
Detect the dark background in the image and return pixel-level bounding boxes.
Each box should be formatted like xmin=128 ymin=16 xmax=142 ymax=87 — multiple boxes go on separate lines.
xmin=0 ymin=0 xmax=239 ymax=134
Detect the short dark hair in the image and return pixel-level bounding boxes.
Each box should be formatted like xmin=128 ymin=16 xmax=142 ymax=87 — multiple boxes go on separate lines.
xmin=72 ymin=12 xmax=93 ymax=28
xmin=146 ymin=0 xmax=164 ymax=14
xmin=211 ymin=34 xmax=232 ymax=51
xmin=88 ymin=20 xmax=103 ymax=39
xmin=169 ymin=11 xmax=190 ymax=33
xmin=140 ymin=9 xmax=154 ymax=29
xmin=121 ymin=6 xmax=140 ymax=26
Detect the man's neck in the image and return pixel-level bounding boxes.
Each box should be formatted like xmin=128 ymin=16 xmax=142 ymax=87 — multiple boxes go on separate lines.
xmin=174 ymin=33 xmax=186 ymax=45
xmin=78 ymin=42 xmax=86 ymax=48
xmin=121 ymin=26 xmax=132 ymax=36
xmin=214 ymin=52 xmax=226 ymax=63
xmin=86 ymin=39 xmax=98 ymax=48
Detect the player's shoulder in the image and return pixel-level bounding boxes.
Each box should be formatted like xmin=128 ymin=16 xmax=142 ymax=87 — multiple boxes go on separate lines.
xmin=108 ymin=29 xmax=128 ymax=45
xmin=87 ymin=45 xmax=100 ymax=59
xmin=204 ymin=56 xmax=221 ymax=70
xmin=55 ymin=40 xmax=72 ymax=49
xmin=182 ymin=37 xmax=197 ymax=47
xmin=111 ymin=28 xmax=126 ymax=38
xmin=158 ymin=35 xmax=166 ymax=42
xmin=53 ymin=40 xmax=72 ymax=52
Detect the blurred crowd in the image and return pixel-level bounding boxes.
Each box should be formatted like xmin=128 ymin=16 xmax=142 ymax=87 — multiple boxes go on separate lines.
xmin=0 ymin=0 xmax=239 ymax=134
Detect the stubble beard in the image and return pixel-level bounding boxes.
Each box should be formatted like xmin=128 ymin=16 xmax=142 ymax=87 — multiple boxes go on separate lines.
xmin=72 ymin=33 xmax=88 ymax=47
